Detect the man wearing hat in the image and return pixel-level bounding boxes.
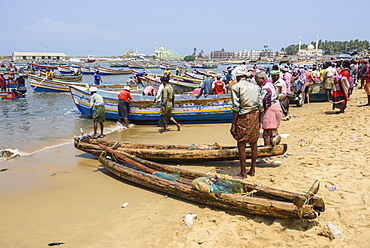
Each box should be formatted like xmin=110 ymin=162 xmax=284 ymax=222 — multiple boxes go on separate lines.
xmin=230 ymin=65 xmax=262 ymax=179
xmin=117 ymin=85 xmax=133 ymax=129
xmin=89 ymin=87 xmax=106 ymax=138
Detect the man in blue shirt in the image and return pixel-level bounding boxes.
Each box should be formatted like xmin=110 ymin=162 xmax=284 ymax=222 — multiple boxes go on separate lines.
xmin=94 ymin=71 xmax=102 ymax=85
xmin=225 ymin=67 xmax=233 ymax=84
xmin=196 ymin=74 xmax=214 ymax=98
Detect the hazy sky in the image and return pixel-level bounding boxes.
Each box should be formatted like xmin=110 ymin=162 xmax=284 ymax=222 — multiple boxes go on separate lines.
xmin=1 ymin=0 xmax=369 ymax=57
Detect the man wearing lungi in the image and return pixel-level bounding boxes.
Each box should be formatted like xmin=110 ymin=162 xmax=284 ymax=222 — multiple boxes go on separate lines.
xmin=255 ymin=71 xmax=283 ymax=147
xmin=230 ymin=66 xmax=262 ymax=179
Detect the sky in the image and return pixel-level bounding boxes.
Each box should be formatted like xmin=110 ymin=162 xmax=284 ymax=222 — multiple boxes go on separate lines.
xmin=1 ymin=0 xmax=370 ymax=57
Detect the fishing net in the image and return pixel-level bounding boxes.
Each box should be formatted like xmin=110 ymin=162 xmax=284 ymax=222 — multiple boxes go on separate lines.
xmin=153 ymin=172 xmax=180 ymax=181
xmin=192 ymin=176 xmax=245 ymax=194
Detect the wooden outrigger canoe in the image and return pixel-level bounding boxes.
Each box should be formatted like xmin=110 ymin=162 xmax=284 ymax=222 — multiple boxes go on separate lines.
xmin=74 ymin=137 xmax=288 ymax=163
xmin=96 ymin=144 xmax=325 ymax=219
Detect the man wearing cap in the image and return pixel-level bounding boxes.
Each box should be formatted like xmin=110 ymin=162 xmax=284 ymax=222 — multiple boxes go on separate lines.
xmin=206 ymin=74 xmax=225 ymax=96
xmin=89 ymin=87 xmax=106 ymax=138
xmin=230 ymin=65 xmax=262 ymax=178
xmin=118 ymin=86 xmax=133 ymax=129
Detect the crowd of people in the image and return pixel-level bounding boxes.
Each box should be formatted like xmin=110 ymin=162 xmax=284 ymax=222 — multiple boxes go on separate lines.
xmin=88 ymin=58 xmax=370 ymax=170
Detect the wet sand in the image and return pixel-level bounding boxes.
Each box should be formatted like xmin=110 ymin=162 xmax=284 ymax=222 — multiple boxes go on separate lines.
xmin=1 ymin=89 xmax=370 ymax=247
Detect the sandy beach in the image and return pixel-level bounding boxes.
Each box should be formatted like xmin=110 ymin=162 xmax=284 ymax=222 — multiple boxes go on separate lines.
xmin=1 ymin=88 xmax=370 ymax=247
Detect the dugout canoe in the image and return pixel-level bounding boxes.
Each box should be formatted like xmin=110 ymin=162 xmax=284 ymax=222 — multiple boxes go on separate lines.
xmin=73 ymin=137 xmax=288 ymax=163
xmin=96 ymin=144 xmax=325 ymax=219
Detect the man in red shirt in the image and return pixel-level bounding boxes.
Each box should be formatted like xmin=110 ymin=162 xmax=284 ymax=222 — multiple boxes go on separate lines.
xmin=206 ymin=75 xmax=226 ymax=96
xmin=117 ymin=86 xmax=133 ymax=128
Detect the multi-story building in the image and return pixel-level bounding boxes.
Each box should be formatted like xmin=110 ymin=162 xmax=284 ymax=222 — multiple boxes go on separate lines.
xmin=209 ymin=50 xmax=236 ymax=61
xmin=238 ymin=50 xmax=262 ymax=60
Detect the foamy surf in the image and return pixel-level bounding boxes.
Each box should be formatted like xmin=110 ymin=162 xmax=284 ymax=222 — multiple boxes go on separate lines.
xmin=0 ymin=148 xmax=22 ymax=162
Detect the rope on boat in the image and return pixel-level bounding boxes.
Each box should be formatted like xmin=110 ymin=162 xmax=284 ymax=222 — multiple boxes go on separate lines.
xmin=297 ymin=190 xmax=315 ymax=219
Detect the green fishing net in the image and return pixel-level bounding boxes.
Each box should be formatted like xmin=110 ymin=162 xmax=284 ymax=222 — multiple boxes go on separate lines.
xmin=153 ymin=172 xmax=180 ymax=181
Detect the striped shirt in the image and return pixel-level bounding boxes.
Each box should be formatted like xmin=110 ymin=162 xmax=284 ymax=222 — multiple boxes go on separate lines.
xmin=260 ymin=80 xmax=278 ymax=111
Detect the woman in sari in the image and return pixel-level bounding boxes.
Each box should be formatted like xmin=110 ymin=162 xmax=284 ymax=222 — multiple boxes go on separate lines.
xmin=332 ymin=75 xmax=349 ymax=113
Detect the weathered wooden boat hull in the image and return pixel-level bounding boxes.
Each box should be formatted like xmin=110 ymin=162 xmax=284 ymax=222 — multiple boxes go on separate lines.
xmin=69 ymin=85 xmax=233 ymax=124
xmin=97 ymin=148 xmax=324 ymax=219
xmin=74 ymin=138 xmax=288 ymax=162
xmin=98 ymin=66 xmax=133 ymax=75
xmin=31 ymin=63 xmax=59 ymax=70
xmin=289 ymin=83 xmax=327 ymax=104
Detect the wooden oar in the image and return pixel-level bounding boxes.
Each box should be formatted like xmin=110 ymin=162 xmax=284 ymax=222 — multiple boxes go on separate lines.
xmin=32 ymin=76 xmax=48 ymax=90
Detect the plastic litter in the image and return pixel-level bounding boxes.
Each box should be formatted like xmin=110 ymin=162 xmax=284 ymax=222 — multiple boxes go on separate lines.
xmin=121 ymin=202 xmax=129 ymax=208
xmin=328 ymin=185 xmax=336 ymax=191
xmin=185 ymin=213 xmax=197 ymax=226
xmin=327 ymin=222 xmax=342 ymax=239
xmin=280 ymin=134 xmax=291 ymax=138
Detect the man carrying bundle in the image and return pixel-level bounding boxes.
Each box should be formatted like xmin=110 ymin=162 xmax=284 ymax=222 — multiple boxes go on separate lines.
xmin=230 ymin=66 xmax=262 ymax=179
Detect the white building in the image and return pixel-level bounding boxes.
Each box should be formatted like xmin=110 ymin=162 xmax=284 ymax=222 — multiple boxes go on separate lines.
xmin=295 ymin=36 xmax=323 ymax=60
xmin=154 ymin=43 xmax=176 ymax=58
xmin=209 ymin=50 xmax=236 ymax=60
xmin=12 ymin=52 xmax=66 ymax=61
xmin=238 ymin=50 xmax=262 ymax=60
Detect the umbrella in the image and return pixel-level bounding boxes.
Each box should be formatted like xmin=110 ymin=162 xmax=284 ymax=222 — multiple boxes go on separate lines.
xmin=336 ymin=54 xmax=352 ymax=58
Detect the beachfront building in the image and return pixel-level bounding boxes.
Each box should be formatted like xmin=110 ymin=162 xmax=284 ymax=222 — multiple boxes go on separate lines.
xmin=295 ymin=36 xmax=323 ymax=60
xmin=12 ymin=52 xmax=66 ymax=61
xmin=209 ymin=50 xmax=237 ymax=61
xmin=238 ymin=50 xmax=262 ymax=60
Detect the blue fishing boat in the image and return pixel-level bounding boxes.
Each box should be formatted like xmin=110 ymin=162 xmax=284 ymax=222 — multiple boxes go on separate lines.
xmin=69 ymin=85 xmax=232 ymax=124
